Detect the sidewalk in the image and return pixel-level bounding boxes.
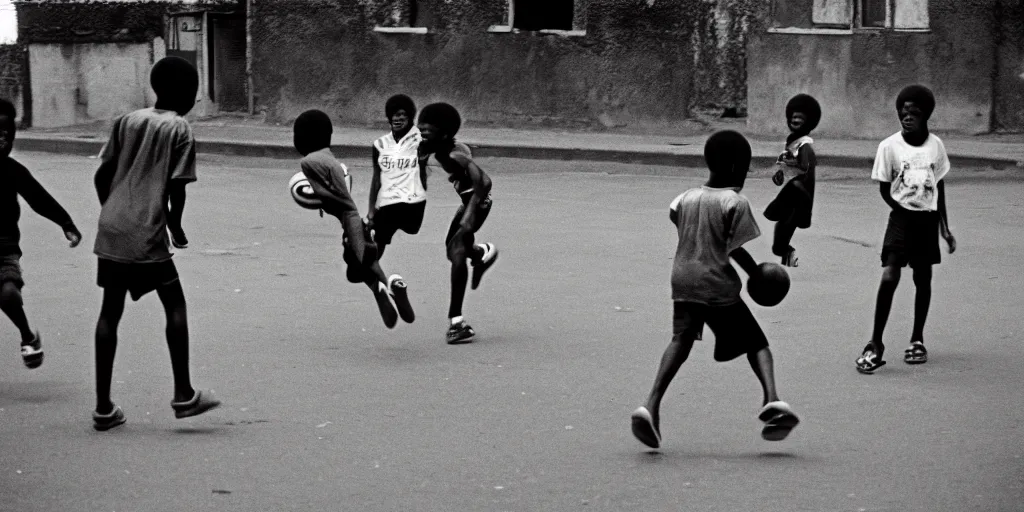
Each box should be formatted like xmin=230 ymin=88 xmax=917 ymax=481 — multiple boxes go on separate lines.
xmin=14 ymin=117 xmax=1024 ymax=171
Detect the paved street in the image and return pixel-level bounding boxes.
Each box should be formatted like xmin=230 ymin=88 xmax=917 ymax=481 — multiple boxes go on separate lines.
xmin=1 ymin=152 xmax=1022 ymax=512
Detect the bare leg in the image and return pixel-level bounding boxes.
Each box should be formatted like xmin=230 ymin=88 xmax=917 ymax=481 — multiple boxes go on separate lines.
xmin=156 ymin=281 xmax=195 ymax=403
xmin=911 ymin=265 xmax=932 ymax=342
xmin=0 ymin=282 xmax=34 ymax=343
xmin=870 ymin=265 xmax=902 ymax=350
xmin=95 ymin=288 xmax=127 ymax=414
xmin=747 ymin=347 xmax=780 ymax=406
xmin=643 ymin=335 xmax=696 ymax=431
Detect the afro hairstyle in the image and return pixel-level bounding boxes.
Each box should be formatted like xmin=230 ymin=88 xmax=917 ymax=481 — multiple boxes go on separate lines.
xmin=703 ymin=130 xmax=752 ymax=176
xmin=150 ymin=56 xmax=199 ymax=109
xmin=293 ymin=109 xmax=334 ymax=155
xmin=385 ymin=94 xmax=417 ymax=121
xmin=896 ymin=84 xmax=935 ymax=120
xmin=418 ymin=102 xmax=462 ymax=138
xmin=785 ymin=93 xmax=822 ymax=134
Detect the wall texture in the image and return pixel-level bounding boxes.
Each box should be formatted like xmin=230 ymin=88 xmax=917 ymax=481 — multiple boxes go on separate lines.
xmin=747 ymin=0 xmax=998 ymax=138
xmin=0 ymin=44 xmax=25 ymax=125
xmin=14 ymin=0 xmax=237 ymax=44
xmin=993 ymin=0 xmax=1024 ymax=131
xmin=250 ymin=0 xmax=764 ymax=130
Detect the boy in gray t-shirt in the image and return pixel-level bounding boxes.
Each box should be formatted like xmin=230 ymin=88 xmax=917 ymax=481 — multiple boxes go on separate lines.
xmin=90 ymin=57 xmax=220 ymax=431
xmin=631 ymin=131 xmax=800 ymax=450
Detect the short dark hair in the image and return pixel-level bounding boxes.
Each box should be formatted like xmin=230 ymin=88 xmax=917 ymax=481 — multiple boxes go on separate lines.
xmin=0 ymin=98 xmax=16 ymax=119
xmin=703 ymin=130 xmax=752 ymax=176
xmin=418 ymin=102 xmax=462 ymax=137
xmin=150 ymin=56 xmax=199 ymax=104
xmin=293 ymin=109 xmax=333 ymax=155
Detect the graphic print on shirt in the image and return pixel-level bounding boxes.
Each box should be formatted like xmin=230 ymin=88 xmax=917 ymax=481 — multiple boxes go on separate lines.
xmin=375 ymin=128 xmax=425 ymax=207
xmin=891 ymin=154 xmax=937 ymax=211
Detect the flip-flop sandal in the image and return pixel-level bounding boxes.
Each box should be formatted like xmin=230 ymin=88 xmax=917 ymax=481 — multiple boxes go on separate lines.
xmin=171 ymin=390 xmax=222 ymax=419
xmin=904 ymin=341 xmax=928 ymax=364
xmin=856 ymin=343 xmax=887 ymax=374
xmin=630 ymin=406 xmax=661 ymax=449
xmin=758 ymin=401 xmax=800 ymax=441
xmin=92 ymin=405 xmax=126 ymax=431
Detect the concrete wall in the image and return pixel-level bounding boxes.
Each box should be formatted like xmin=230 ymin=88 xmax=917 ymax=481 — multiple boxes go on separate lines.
xmin=28 ymin=43 xmax=154 ymax=128
xmin=747 ymin=0 xmax=997 ymax=139
xmin=0 ymin=44 xmax=25 ymax=125
xmin=251 ymin=0 xmax=766 ymax=130
xmin=993 ymin=0 xmax=1024 ymax=131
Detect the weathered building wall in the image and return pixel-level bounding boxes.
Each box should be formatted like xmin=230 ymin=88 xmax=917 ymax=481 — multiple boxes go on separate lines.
xmin=0 ymin=44 xmax=26 ymax=124
xmin=29 ymin=43 xmax=154 ymax=128
xmin=994 ymin=0 xmax=1024 ymax=131
xmin=251 ymin=0 xmax=762 ymax=130
xmin=747 ymin=0 xmax=997 ymax=139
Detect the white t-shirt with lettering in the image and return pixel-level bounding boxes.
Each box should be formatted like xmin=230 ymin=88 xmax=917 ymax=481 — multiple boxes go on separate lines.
xmin=870 ymin=132 xmax=950 ymax=212
xmin=373 ymin=127 xmax=425 ymax=208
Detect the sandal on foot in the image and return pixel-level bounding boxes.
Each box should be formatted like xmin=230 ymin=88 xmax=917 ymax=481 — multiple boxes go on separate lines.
xmin=92 ymin=405 xmax=126 ymax=431
xmin=20 ymin=331 xmax=43 ymax=369
xmin=904 ymin=341 xmax=928 ymax=364
xmin=171 ymin=390 xmax=222 ymax=419
xmin=782 ymin=249 xmax=799 ymax=268
xmin=856 ymin=343 xmax=887 ymax=374
xmin=758 ymin=401 xmax=800 ymax=441
xmin=630 ymin=406 xmax=661 ymax=449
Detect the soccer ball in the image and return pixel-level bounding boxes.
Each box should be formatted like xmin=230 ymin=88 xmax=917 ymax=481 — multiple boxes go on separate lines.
xmin=288 ymin=171 xmax=323 ymax=210
xmin=747 ymin=262 xmax=791 ymax=307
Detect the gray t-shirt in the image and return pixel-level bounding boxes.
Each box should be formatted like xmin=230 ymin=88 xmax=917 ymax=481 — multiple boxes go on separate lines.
xmin=670 ymin=186 xmax=761 ymax=305
xmin=94 ymin=108 xmax=196 ymax=263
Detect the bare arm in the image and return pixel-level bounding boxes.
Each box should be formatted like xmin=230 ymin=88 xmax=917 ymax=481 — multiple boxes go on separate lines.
xmin=729 ymin=247 xmax=759 ymax=276
xmin=454 ymin=154 xmax=492 ymax=230
xmin=937 ymin=180 xmax=956 ymax=253
xmin=368 ymin=147 xmax=382 ymax=221
xmin=879 ymin=182 xmax=904 ymax=212
xmin=167 ymin=181 xmax=188 ymax=248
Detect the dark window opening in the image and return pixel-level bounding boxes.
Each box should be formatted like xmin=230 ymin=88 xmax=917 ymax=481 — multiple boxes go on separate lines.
xmin=513 ymin=0 xmax=574 ymax=31
xmin=860 ymin=0 xmax=886 ymax=27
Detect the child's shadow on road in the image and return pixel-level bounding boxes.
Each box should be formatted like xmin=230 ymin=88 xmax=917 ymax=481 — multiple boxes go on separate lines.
xmin=637 ymin=449 xmax=810 ymax=466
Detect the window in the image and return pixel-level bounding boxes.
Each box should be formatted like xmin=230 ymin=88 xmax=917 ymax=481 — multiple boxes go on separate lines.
xmin=489 ymin=0 xmax=586 ymax=36
xmin=856 ymin=0 xmax=929 ymax=30
xmin=772 ymin=0 xmax=929 ymax=33
xmin=374 ymin=0 xmax=432 ymax=34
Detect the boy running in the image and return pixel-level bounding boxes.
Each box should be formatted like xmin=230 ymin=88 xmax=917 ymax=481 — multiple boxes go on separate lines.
xmin=631 ymin=130 xmax=800 ymax=449
xmin=0 ymin=98 xmax=82 ymax=369
xmin=293 ymin=109 xmax=414 ymax=328
xmin=416 ymin=103 xmax=499 ymax=344
xmin=91 ymin=57 xmax=220 ymax=431
xmin=856 ymin=84 xmax=956 ymax=373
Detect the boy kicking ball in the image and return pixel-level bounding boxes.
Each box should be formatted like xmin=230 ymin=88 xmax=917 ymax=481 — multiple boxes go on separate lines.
xmin=631 ymin=130 xmax=799 ymax=450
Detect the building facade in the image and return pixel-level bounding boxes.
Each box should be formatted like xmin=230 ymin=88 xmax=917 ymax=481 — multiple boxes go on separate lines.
xmin=746 ymin=0 xmax=1024 ymax=138
xmin=14 ymin=0 xmax=245 ymax=128
xmin=249 ymin=0 xmax=765 ymax=131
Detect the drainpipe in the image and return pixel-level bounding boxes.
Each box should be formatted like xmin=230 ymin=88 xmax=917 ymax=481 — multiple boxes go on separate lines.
xmin=245 ymin=0 xmax=254 ymax=114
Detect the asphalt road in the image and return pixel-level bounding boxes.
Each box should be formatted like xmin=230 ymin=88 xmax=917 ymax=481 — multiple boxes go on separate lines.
xmin=1 ymin=152 xmax=1022 ymax=512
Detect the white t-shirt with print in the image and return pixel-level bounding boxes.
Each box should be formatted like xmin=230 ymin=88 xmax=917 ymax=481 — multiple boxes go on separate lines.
xmin=870 ymin=132 xmax=950 ymax=212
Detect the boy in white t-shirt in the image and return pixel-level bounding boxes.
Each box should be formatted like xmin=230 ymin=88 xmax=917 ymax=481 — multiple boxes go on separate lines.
xmin=856 ymin=85 xmax=956 ymax=374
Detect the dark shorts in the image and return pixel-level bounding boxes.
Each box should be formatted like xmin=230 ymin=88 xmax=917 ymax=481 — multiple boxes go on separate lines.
xmin=881 ymin=209 xmax=940 ymax=268
xmin=445 ymin=196 xmax=492 ymax=251
xmin=0 ymin=252 xmax=24 ymax=289
xmin=764 ymin=177 xmax=813 ymax=229
xmin=673 ymin=300 xmax=769 ymax=362
xmin=372 ymin=201 xmax=427 ymax=245
xmin=97 ymin=258 xmax=180 ymax=301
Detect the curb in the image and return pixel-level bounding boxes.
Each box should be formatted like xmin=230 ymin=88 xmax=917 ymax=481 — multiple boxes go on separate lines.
xmin=14 ymin=134 xmax=1023 ymax=171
